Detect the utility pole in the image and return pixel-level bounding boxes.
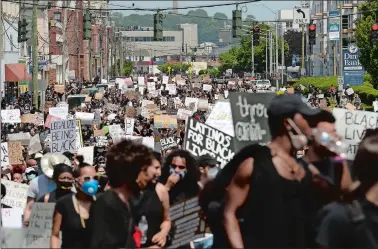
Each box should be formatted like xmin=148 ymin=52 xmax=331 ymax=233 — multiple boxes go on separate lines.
xmin=251 ymin=33 xmax=254 ymax=77
xmin=62 ymin=0 xmax=68 ymax=100
xmin=88 ymin=0 xmax=92 ymax=82
xmin=265 ymin=32 xmax=268 ymax=77
xmin=119 ymin=32 xmax=124 ymax=76
xmin=269 ymin=31 xmax=273 ymax=76
xmin=0 ymin=0 xmax=3 ymax=99
xmin=301 ymin=24 xmax=305 ymax=76
xmin=112 ymin=31 xmax=116 ymax=77
xmin=76 ymin=3 xmax=81 ymax=82
xmin=99 ymin=8 xmax=103 ymax=82
xmin=333 ymin=43 xmax=336 ymax=75
xmin=275 ymin=17 xmax=279 ymax=89
xmin=32 ymin=0 xmax=38 ymax=107
xmin=281 ymin=25 xmax=284 ymax=86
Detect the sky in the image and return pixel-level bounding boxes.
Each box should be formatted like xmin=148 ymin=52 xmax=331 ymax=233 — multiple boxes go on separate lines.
xmin=110 ymin=1 xmax=302 ymax=21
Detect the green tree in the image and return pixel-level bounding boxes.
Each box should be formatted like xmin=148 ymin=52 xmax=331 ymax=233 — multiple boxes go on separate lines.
xmin=123 ymin=61 xmax=133 ymax=76
xmin=219 ymin=46 xmax=240 ymax=72
xmin=355 ymin=0 xmax=378 ymax=87
xmin=157 ymin=63 xmax=190 ymax=74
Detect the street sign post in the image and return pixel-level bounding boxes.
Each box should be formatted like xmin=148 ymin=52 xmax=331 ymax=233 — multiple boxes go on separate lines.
xmin=293 ymin=8 xmax=310 ymax=24
xmin=338 ymin=76 xmax=344 ymax=91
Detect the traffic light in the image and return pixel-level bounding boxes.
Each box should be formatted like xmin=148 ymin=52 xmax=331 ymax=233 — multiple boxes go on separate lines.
xmin=153 ymin=13 xmax=163 ymax=41
xmin=18 ymin=19 xmax=29 ymax=43
xmin=371 ymin=23 xmax=378 ymax=45
xmin=308 ymin=24 xmax=316 ymax=45
xmin=253 ymin=25 xmax=260 ymax=45
xmin=232 ymin=10 xmax=242 ymax=38
xmin=83 ymin=11 xmax=92 ymax=40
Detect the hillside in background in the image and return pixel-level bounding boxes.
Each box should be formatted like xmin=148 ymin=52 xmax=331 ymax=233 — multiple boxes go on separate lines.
xmin=111 ymin=10 xmax=256 ymax=45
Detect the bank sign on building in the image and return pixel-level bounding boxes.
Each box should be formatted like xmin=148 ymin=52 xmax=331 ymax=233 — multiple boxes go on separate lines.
xmin=343 ymin=44 xmax=364 ymax=86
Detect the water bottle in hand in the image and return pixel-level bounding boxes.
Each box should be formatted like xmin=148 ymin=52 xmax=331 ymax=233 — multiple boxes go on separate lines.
xmin=139 ymin=215 xmax=148 ymax=244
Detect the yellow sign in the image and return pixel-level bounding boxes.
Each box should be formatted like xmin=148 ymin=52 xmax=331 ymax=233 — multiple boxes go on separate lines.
xmin=188 ymin=66 xmax=192 ymax=72
xmin=168 ymin=66 xmax=172 ymax=71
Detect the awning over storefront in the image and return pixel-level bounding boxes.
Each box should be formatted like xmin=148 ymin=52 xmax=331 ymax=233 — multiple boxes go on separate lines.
xmin=5 ymin=63 xmax=32 ymax=82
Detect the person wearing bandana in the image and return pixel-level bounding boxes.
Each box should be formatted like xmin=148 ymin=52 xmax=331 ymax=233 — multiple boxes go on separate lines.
xmin=38 ymin=164 xmax=74 ymax=203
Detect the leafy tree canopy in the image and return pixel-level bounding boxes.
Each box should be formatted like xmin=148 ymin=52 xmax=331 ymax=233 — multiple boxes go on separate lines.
xmin=355 ymin=0 xmax=378 ymax=87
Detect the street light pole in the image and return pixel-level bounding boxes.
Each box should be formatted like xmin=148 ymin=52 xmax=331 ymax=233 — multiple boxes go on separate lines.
xmin=275 ymin=13 xmax=279 ymax=89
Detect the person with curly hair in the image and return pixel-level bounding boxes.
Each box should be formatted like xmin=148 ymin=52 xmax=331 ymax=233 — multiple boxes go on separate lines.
xmin=160 ymin=149 xmax=200 ymax=205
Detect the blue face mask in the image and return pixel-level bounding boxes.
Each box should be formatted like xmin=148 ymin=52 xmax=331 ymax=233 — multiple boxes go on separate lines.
xmin=169 ymin=167 xmax=186 ymax=179
xmin=81 ymin=180 xmax=99 ymax=196
xmin=27 ymin=174 xmax=37 ymax=181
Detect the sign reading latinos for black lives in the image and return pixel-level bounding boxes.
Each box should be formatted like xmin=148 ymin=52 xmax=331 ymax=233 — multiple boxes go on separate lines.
xmin=167 ymin=196 xmax=206 ymax=249
xmin=229 ymin=92 xmax=275 ymax=151
xmin=50 ymin=119 xmax=77 ymax=153
xmin=160 ymin=137 xmax=178 ymax=151
xmin=185 ymin=117 xmax=234 ymax=168
xmin=333 ymin=108 xmax=378 ymax=160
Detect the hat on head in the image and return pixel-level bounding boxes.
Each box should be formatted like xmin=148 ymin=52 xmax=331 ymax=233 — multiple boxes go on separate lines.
xmin=268 ymin=94 xmax=322 ymax=119
xmin=25 ymin=167 xmax=37 ymax=175
xmin=41 ymin=153 xmax=71 ymax=178
xmin=34 ymin=153 xmax=43 ymax=159
xmin=198 ymin=154 xmax=218 ymax=167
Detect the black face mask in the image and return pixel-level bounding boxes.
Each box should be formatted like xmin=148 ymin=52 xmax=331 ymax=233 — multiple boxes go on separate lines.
xmin=57 ymin=181 xmax=73 ymax=191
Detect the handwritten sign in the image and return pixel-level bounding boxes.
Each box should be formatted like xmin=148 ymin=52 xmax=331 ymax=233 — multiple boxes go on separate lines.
xmin=28 ymin=134 xmax=42 ymax=155
xmin=50 ymin=119 xmax=77 ymax=153
xmin=95 ymin=136 xmax=108 ymax=147
xmin=229 ymin=92 xmax=275 ymax=151
xmin=1 ymin=142 xmax=9 ymax=167
xmin=1 ymin=180 xmax=29 ymax=209
xmin=206 ymin=101 xmax=234 ymax=137
xmin=109 ymin=125 xmax=127 ymax=144
xmin=160 ymin=137 xmax=178 ymax=151
xmin=77 ymin=146 xmax=94 ymax=165
xmin=333 ymin=108 xmax=378 ymax=160
xmin=1 ymin=208 xmax=23 ymax=228
xmin=49 ymin=107 xmax=68 ymax=119
xmin=154 ymin=115 xmax=178 ymax=129
xmin=125 ymin=118 xmax=135 ymax=136
xmin=8 ymin=141 xmax=23 ymax=165
xmin=24 ymin=203 xmax=55 ymax=248
xmin=21 ymin=113 xmax=44 ymax=126
xmin=1 ymin=109 xmax=21 ymax=123
xmin=185 ymin=118 xmax=234 ymax=168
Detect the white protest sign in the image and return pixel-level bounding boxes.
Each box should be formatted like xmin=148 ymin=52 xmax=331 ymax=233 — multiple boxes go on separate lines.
xmin=147 ymin=82 xmax=156 ymax=92
xmin=1 ymin=180 xmax=29 ymax=209
xmin=8 ymin=132 xmax=31 ymax=145
xmin=177 ymin=79 xmax=186 ymax=86
xmin=28 ymin=134 xmax=42 ymax=155
xmin=75 ymin=112 xmax=94 ymax=125
xmin=109 ymin=125 xmax=127 ymax=144
xmin=1 ymin=109 xmax=21 ymax=123
xmin=126 ymin=136 xmax=155 ymax=150
xmin=346 ymin=88 xmax=354 ymax=96
xmin=138 ymin=77 xmax=145 ymax=86
xmin=49 ymin=106 xmax=69 ymax=119
xmin=167 ymin=84 xmax=177 ymax=95
xmin=1 ymin=208 xmax=23 ymax=228
xmin=50 ymin=119 xmax=77 ymax=153
xmin=125 ymin=118 xmax=135 ymax=136
xmin=373 ymin=101 xmax=378 ymax=112
xmin=203 ymin=84 xmax=212 ymax=91
xmin=56 ymin=102 xmax=69 ymax=108
xmin=1 ymin=142 xmax=9 ymax=167
xmin=77 ymin=146 xmax=94 ymax=165
xmin=24 ymin=203 xmax=55 ymax=248
xmin=333 ymin=108 xmax=378 ymax=160
xmin=95 ymin=136 xmax=108 ymax=147
xmin=177 ymin=109 xmax=193 ymax=121
xmin=163 ymin=76 xmax=169 ymax=84
xmin=1 ymin=228 xmax=24 ymax=248
xmin=185 ymin=97 xmax=199 ymax=112
xmin=206 ymin=100 xmax=234 ymax=137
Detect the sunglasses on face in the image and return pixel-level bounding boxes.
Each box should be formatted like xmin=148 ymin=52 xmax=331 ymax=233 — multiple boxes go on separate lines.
xmin=171 ymin=164 xmax=186 ymax=170
xmin=82 ymin=176 xmax=99 ymax=182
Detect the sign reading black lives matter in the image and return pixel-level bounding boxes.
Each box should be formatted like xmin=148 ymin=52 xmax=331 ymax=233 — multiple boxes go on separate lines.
xmin=50 ymin=119 xmax=77 ymax=153
xmin=185 ymin=117 xmax=234 ymax=168
xmin=332 ymin=108 xmax=378 ymax=160
xmin=160 ymin=137 xmax=178 ymax=151
xmin=167 ymin=196 xmax=206 ymax=249
xmin=229 ymin=92 xmax=275 ymax=151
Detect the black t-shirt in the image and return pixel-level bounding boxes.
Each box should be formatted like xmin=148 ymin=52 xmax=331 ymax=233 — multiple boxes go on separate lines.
xmin=55 ymin=194 xmax=92 ymax=248
xmin=316 ymin=199 xmax=378 ymax=248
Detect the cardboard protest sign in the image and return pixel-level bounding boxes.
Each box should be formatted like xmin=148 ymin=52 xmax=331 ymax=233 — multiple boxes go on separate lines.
xmin=185 ymin=118 xmax=234 ymax=168
xmin=202 ymin=84 xmax=212 ymax=91
xmin=21 ymin=113 xmax=44 ymax=126
xmin=24 ymin=203 xmax=55 ymax=248
xmin=94 ymin=129 xmax=105 ymax=137
xmin=169 ymin=197 xmax=206 ymax=248
xmin=85 ymin=96 xmax=92 ymax=102
xmin=77 ymin=146 xmax=94 ymax=165
xmin=1 ymin=180 xmax=29 ymax=209
xmin=125 ymin=107 xmax=137 ymax=118
xmin=154 ymin=115 xmax=178 ymax=129
xmin=50 ymin=119 xmax=77 ymax=153
xmin=229 ymin=92 xmax=275 ymax=151
xmin=160 ymin=137 xmax=178 ymax=151
xmin=125 ymin=91 xmax=139 ymax=101
xmin=333 ymin=108 xmax=378 ymax=160
xmin=54 ymin=84 xmax=64 ymax=93
xmin=28 ymin=134 xmax=42 ymax=155
xmin=1 ymin=142 xmax=9 ymax=167
xmin=1 ymin=109 xmax=21 ymax=123
xmin=95 ymin=93 xmax=103 ymax=100
xmin=8 ymin=141 xmax=23 ymax=165
xmin=44 ymin=101 xmax=56 ymax=113
xmin=177 ymin=109 xmax=192 ymax=121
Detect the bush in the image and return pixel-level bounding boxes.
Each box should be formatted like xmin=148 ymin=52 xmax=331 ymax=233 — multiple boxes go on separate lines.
xmin=293 ymin=75 xmax=378 ymax=106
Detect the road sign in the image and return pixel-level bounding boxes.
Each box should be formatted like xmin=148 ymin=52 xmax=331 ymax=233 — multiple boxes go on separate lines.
xmin=338 ymin=76 xmax=344 ymax=90
xmin=293 ymin=8 xmax=310 ymax=24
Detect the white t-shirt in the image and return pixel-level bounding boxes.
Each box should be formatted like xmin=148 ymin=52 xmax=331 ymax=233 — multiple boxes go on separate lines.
xmin=27 ymin=174 xmax=57 ymax=201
